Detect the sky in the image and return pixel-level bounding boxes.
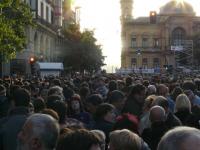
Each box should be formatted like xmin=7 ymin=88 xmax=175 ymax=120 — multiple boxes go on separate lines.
xmin=72 ymin=0 xmax=200 ymax=72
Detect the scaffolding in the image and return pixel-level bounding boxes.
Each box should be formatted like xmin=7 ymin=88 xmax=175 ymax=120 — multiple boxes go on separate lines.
xmin=171 ymin=40 xmax=193 ymax=69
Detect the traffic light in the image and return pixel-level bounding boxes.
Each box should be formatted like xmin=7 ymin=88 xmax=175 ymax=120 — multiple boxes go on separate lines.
xmin=29 ymin=57 xmax=35 ymax=64
xmin=29 ymin=57 xmax=36 ymax=75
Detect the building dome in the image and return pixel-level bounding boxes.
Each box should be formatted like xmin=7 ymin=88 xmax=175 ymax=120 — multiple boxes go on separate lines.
xmin=159 ymin=0 xmax=195 ymax=15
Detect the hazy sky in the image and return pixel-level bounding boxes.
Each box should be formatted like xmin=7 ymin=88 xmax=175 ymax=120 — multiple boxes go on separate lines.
xmin=72 ymin=0 xmax=200 ymax=72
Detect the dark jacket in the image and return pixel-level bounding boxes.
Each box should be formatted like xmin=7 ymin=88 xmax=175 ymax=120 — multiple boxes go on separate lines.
xmin=142 ymin=121 xmax=168 ymax=150
xmin=94 ymin=119 xmax=114 ymax=144
xmin=175 ymin=109 xmax=200 ymax=128
xmin=0 ymin=95 xmax=10 ymax=119
xmin=122 ymin=98 xmax=143 ymax=117
xmin=0 ymin=107 xmax=31 ymax=150
xmin=165 ymin=112 xmax=182 ymax=129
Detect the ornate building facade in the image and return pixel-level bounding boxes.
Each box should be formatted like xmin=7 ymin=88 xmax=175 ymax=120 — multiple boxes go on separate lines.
xmin=121 ymin=0 xmax=200 ymax=71
xmin=3 ymin=0 xmax=68 ymax=75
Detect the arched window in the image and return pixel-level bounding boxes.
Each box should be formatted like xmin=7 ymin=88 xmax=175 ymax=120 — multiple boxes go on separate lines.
xmin=172 ymin=27 xmax=186 ymax=45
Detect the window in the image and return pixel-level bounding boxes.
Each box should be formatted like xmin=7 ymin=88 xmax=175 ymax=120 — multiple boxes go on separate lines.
xmin=142 ymin=58 xmax=148 ymax=69
xmin=172 ymin=27 xmax=186 ymax=46
xmin=153 ymin=58 xmax=160 ymax=68
xmin=131 ymin=58 xmax=137 ymax=68
xmin=41 ymin=2 xmax=44 ymax=18
xmin=142 ymin=38 xmax=148 ymax=47
xmin=153 ymin=38 xmax=159 ymax=48
xmin=46 ymin=6 xmax=49 ymax=22
xmin=51 ymin=10 xmax=54 ymax=24
xmin=131 ymin=38 xmax=137 ymax=48
xmin=30 ymin=0 xmax=36 ymax=10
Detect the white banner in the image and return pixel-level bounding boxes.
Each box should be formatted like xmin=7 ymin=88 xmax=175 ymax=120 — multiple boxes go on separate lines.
xmin=171 ymin=46 xmax=183 ymax=51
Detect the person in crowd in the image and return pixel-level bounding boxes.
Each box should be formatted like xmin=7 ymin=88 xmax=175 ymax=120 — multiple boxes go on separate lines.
xmin=109 ymin=129 xmax=150 ymax=150
xmin=122 ymin=84 xmax=146 ymax=117
xmin=194 ymin=78 xmax=200 ymax=96
xmin=41 ymin=108 xmax=59 ymax=121
xmin=47 ymin=86 xmax=65 ymax=101
xmin=122 ymin=76 xmax=133 ymax=96
xmin=17 ymin=114 xmax=59 ymax=150
xmin=109 ymin=90 xmax=125 ymax=116
xmin=106 ymin=80 xmax=118 ymax=101
xmin=51 ymin=79 xmax=62 ymax=87
xmin=175 ymin=94 xmax=199 ymax=128
xmin=56 ymin=129 xmax=101 ymax=150
xmin=95 ymin=78 xmax=108 ymax=99
xmin=157 ymin=126 xmax=200 ymax=150
xmin=117 ymin=80 xmax=125 ymax=92
xmin=69 ymin=94 xmax=91 ymax=125
xmin=62 ymin=85 xmax=74 ymax=102
xmin=46 ymin=95 xmax=63 ymax=108
xmin=94 ymin=103 xmax=116 ymax=143
xmin=170 ymin=86 xmax=183 ymax=102
xmin=157 ymin=84 xmax=175 ymax=112
xmin=0 ymin=84 xmax=10 ymax=118
xmin=33 ymin=97 xmax=46 ymax=113
xmin=142 ymin=106 xmax=168 ymax=150
xmin=48 ymin=99 xmax=84 ymax=129
xmin=79 ymin=86 xmax=91 ymax=104
xmin=182 ymin=81 xmax=200 ymax=105
xmin=152 ymin=96 xmax=182 ymax=129
xmin=143 ymin=80 xmax=150 ymax=88
xmin=85 ymin=94 xmax=103 ymax=115
xmin=91 ymin=130 xmax=106 ymax=150
xmin=146 ymin=85 xmax=157 ymax=96
xmin=139 ymin=95 xmax=157 ymax=134
xmin=39 ymin=88 xmax=48 ymax=102
xmin=113 ymin=113 xmax=139 ymax=134
xmin=0 ymin=88 xmax=32 ymax=150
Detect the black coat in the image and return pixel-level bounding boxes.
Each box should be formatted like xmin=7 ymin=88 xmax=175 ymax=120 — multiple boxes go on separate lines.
xmin=175 ymin=110 xmax=200 ymax=128
xmin=0 ymin=107 xmax=31 ymax=150
xmin=165 ymin=112 xmax=182 ymax=129
xmin=93 ymin=119 xmax=114 ymax=144
xmin=0 ymin=96 xmax=10 ymax=119
xmin=122 ymin=98 xmax=143 ymax=117
xmin=142 ymin=121 xmax=168 ymax=150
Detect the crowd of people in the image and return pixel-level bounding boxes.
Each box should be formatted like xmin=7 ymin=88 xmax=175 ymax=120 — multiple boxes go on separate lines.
xmin=1 ymin=73 xmax=200 ymax=150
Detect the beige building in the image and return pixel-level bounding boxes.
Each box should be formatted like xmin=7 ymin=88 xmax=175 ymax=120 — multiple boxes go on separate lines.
xmin=121 ymin=0 xmax=200 ymax=71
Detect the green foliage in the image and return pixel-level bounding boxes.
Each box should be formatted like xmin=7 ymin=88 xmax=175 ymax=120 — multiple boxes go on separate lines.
xmin=63 ymin=24 xmax=105 ymax=72
xmin=0 ymin=0 xmax=34 ymax=61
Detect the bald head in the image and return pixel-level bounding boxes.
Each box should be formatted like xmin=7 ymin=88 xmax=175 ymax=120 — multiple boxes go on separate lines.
xmin=149 ymin=106 xmax=166 ymax=123
xmin=157 ymin=84 xmax=168 ymax=97
xmin=158 ymin=127 xmax=200 ymax=150
xmin=18 ymin=114 xmax=60 ymax=150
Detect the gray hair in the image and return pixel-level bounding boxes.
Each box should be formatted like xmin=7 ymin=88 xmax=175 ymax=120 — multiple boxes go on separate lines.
xmin=27 ymin=114 xmax=60 ymax=150
xmin=109 ymin=129 xmax=142 ymax=150
xmin=157 ymin=126 xmax=200 ymax=150
xmin=175 ymin=94 xmax=191 ymax=112
xmin=149 ymin=105 xmax=166 ymax=123
xmin=147 ymin=85 xmax=157 ymax=95
xmin=48 ymin=86 xmax=63 ymax=96
xmin=91 ymin=130 xmax=106 ymax=150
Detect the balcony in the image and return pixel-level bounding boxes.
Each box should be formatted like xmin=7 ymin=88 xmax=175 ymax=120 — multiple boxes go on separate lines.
xmin=35 ymin=17 xmax=59 ymax=32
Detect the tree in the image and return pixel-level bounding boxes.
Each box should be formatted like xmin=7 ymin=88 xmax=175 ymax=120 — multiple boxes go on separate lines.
xmin=0 ymin=0 xmax=34 ymax=61
xmin=63 ymin=24 xmax=105 ymax=73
